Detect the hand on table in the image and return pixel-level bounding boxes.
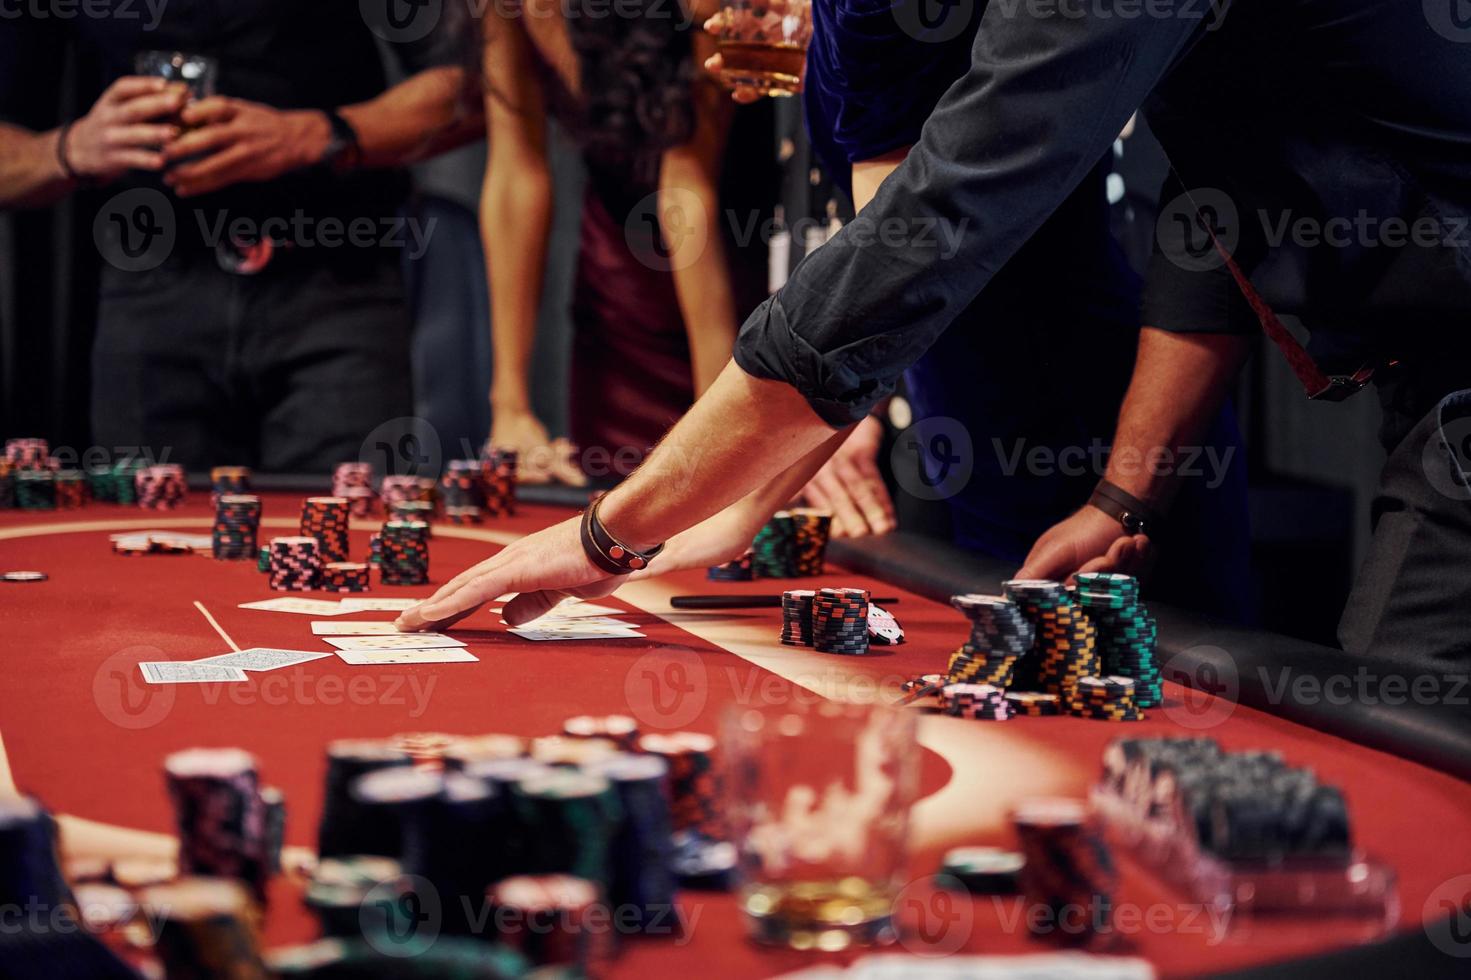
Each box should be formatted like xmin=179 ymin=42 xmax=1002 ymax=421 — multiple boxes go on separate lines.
xmin=1016 ymin=505 xmax=1153 ymax=583
xmin=487 ymin=409 xmax=587 ymax=487
xmin=162 ymin=97 xmax=330 ymax=197
xmin=799 ymin=415 xmax=896 ymax=537
xmin=64 ymin=77 xmax=189 ymax=181
xmin=396 ymin=516 xmax=618 ymax=633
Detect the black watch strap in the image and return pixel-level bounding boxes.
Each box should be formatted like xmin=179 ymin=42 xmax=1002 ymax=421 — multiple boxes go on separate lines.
xmin=580 ymin=496 xmax=664 ymax=576
xmin=1088 ymin=480 xmax=1165 ymax=538
xmin=321 ymin=109 xmax=362 ymax=174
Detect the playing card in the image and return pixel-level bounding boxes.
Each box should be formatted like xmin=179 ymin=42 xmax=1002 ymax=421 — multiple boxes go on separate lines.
xmin=337 ymin=597 xmax=421 ymax=612
xmin=509 ymin=624 xmax=646 ymax=642
xmin=139 ymin=662 xmax=249 ymax=684
xmin=310 ymin=621 xmax=403 ymax=636
xmin=506 ymin=615 xmax=635 ymax=630
xmin=335 ymin=648 xmax=480 ymax=665
xmin=325 ymin=634 xmax=467 ymax=651
xmin=239 ymin=598 xmax=346 ymax=616
xmin=194 ymin=648 xmax=333 ymax=671
xmin=550 ymin=601 xmax=625 ymax=618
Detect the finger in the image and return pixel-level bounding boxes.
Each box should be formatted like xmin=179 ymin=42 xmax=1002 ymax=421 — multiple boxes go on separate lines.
xmin=162 ymin=123 xmax=238 ymax=161
xmin=818 ymin=476 xmax=870 ymax=538
xmin=104 ymin=149 xmax=168 ymax=173
xmin=396 ymin=552 xmax=508 ymax=628
xmin=413 ymin=572 xmax=512 ymax=627
xmin=179 ymin=97 xmax=238 ymax=128
xmin=107 ymin=124 xmax=180 ymax=149
xmin=703 ymin=12 xmax=727 ymax=33
xmin=167 ymin=144 xmax=253 ymax=197
xmin=503 ymin=589 xmax=574 ymax=627
xmin=102 ymin=76 xmax=169 ymax=104
xmin=114 ymin=90 xmax=189 ymax=124
xmin=403 ymin=602 xmax=485 ymax=634
xmin=1016 ymin=545 xmax=1064 ymax=583
xmin=831 ymin=459 xmax=891 ymax=534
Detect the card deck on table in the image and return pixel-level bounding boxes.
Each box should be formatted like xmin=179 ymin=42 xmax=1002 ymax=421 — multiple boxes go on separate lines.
xmin=310 ymin=621 xmax=403 ymax=636
xmin=239 ymin=598 xmax=347 ymax=616
xmin=325 ymin=634 xmax=467 ymax=652
xmin=193 ymin=648 xmax=333 ymax=671
xmin=334 ymin=648 xmax=480 ymax=665
xmin=337 ymin=597 xmax=421 ymax=613
xmin=138 ymin=662 xmax=249 ymax=684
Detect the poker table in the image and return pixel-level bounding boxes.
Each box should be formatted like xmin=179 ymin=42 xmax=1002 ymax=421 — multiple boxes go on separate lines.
xmin=3 ymin=486 xmax=1471 ymax=979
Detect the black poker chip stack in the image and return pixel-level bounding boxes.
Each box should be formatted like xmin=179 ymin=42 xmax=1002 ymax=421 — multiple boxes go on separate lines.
xmin=812 ymin=586 xmax=870 ymax=655
xmin=213 ymin=494 xmax=262 ymax=560
xmin=780 ymin=589 xmax=816 ymax=645
xmin=788 ymin=508 xmax=832 ymax=576
xmin=380 ymin=519 xmax=430 ymax=586
xmin=1012 ymin=797 xmax=1117 ymax=948
xmin=1002 ymin=579 xmax=1099 ymax=696
xmin=300 ymin=496 xmax=351 ymax=562
xmin=481 ymin=449 xmax=517 ymax=517
xmin=321 ymin=561 xmax=370 ymax=592
xmin=587 ymin=753 xmax=680 ymax=933
xmin=15 ymin=471 xmax=56 ymax=510
xmin=440 ymin=459 xmax=485 ymax=524
xmin=0 ymin=463 xmax=14 ymax=509
xmin=163 ymin=748 xmax=272 ymax=900
xmin=948 ymin=594 xmax=1034 ymax=687
xmin=1066 ymin=676 xmax=1146 ymax=721
xmin=209 ymin=466 xmax=252 ymax=503
xmin=707 ymin=551 xmax=754 ymax=581
xmin=268 ymin=536 xmax=323 ymax=591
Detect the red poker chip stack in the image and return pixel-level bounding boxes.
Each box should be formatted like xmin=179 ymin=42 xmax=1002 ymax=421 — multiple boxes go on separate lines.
xmin=331 ymin=461 xmax=377 ymax=517
xmin=320 ymin=561 xmax=370 ymax=593
xmin=268 ymin=536 xmax=323 ymax=591
xmin=135 ymin=463 xmax=187 ymax=510
xmin=481 ymin=449 xmax=517 ymax=517
xmin=1012 ymin=797 xmax=1117 ymax=948
xmin=4 ymin=437 xmax=51 ymax=470
xmin=489 ymin=874 xmax=601 ymax=970
xmin=379 ymin=519 xmax=429 ymax=586
xmin=379 ymin=475 xmax=420 ymax=510
xmin=162 ymin=748 xmax=272 ymax=900
xmin=213 ymin=494 xmax=262 ymax=560
xmin=53 ymin=470 xmax=85 ymax=508
xmin=300 ymin=496 xmax=351 ymax=562
xmin=812 ymin=586 xmax=871 ymax=655
xmin=440 ymin=459 xmax=484 ymax=524
xmin=638 ymin=732 xmax=724 ymax=841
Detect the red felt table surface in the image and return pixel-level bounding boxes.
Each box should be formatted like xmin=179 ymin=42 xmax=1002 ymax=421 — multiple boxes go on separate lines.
xmin=2 ymin=493 xmax=1471 ymax=979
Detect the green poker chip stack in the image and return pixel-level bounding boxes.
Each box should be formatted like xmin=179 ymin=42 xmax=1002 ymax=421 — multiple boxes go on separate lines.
xmin=1074 ymin=572 xmax=1162 ymax=707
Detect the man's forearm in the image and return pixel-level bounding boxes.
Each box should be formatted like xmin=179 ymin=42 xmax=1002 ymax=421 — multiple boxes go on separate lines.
xmin=338 ymin=67 xmax=481 ymax=169
xmin=599 ymin=361 xmax=838 ymax=551
xmin=0 ymin=123 xmax=72 ymax=208
xmin=1104 ymin=327 xmax=1252 ymax=508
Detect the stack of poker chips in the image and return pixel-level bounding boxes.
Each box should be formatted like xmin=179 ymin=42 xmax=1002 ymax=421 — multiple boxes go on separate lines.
xmin=15 ymin=470 xmax=56 ymax=509
xmin=1074 ymin=572 xmax=1162 ymax=707
xmin=4 ymin=437 xmax=50 ymax=469
xmin=303 ymin=855 xmax=404 ymax=938
xmin=640 ymin=732 xmax=734 ymax=888
xmin=260 ymin=787 xmax=286 ymax=875
xmin=940 ymin=845 xmax=1025 ymax=894
xmin=1005 ymin=691 xmax=1063 ymax=716
xmin=788 ymin=508 xmax=833 ymax=576
xmin=0 ymin=796 xmax=74 ymax=915
xmin=331 ymin=461 xmax=378 ymax=517
xmin=530 ymin=735 xmax=622 ymax=768
xmin=440 ymin=459 xmax=484 ymax=524
xmin=379 ymin=474 xmax=422 ymax=510
xmin=1066 ymin=676 xmax=1145 ymax=721
xmin=0 ymin=461 xmax=14 ymax=509
xmin=562 ymin=714 xmax=641 ymax=751
xmin=317 ymin=739 xmax=415 ymax=859
xmin=443 ymin=733 xmax=529 ymax=770
xmin=780 ymin=589 xmax=816 ymax=645
xmin=750 ymin=511 xmax=797 ymax=578
xmin=512 ymin=768 xmax=619 ymax=890
xmin=54 ymin=470 xmax=85 ymax=508
xmin=940 ymin=682 xmax=1014 ymax=720
xmin=379 ymin=519 xmax=430 ymax=585
xmin=87 ymin=460 xmax=142 ymax=505
xmin=1003 ymin=579 xmax=1098 ymax=696
xmin=388 ymin=499 xmax=435 ymax=534
xmin=138 ymin=879 xmax=270 ymax=979
xmin=481 ymin=448 xmax=518 ymax=517
xmin=948 ymin=594 xmax=1034 ymax=687
xmin=300 ymin=496 xmax=351 ymax=562
xmin=812 ymin=586 xmax=870 ymax=655
xmin=162 ymin=748 xmax=273 ymax=900
xmin=707 ymin=551 xmax=754 ymax=581
xmin=268 ymin=536 xmax=323 ymax=591
xmin=212 ymin=494 xmax=262 ymax=560
xmin=1012 ymin=798 xmax=1117 ymax=948
xmin=587 ymin=753 xmax=680 ymax=933
xmin=135 ymin=463 xmax=187 ymax=510
xmin=209 ymin=466 xmax=252 ymax=502
xmin=490 ymin=875 xmax=602 ymax=971
xmin=320 ymin=562 xmax=370 ymax=592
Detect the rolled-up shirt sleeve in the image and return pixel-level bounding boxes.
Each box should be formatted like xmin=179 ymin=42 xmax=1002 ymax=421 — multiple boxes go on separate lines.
xmin=734 ymin=3 xmax=1211 ymax=426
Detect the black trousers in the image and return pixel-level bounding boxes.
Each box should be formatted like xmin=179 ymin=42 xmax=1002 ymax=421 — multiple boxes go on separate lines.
xmin=91 ymin=249 xmax=413 ymax=474
xmin=1340 ymin=379 xmax=1471 ymax=679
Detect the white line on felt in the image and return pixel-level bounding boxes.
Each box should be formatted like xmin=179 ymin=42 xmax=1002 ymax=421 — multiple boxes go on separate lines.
xmin=193 ymin=601 xmax=241 ymax=653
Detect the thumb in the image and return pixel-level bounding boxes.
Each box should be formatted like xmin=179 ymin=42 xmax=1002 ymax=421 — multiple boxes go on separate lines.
xmin=503 ymin=589 xmax=575 ymax=627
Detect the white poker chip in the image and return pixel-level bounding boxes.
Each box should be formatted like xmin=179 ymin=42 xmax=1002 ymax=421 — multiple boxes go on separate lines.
xmin=1 ymin=571 xmax=47 ymax=582
xmin=866 ymin=603 xmax=905 ymax=644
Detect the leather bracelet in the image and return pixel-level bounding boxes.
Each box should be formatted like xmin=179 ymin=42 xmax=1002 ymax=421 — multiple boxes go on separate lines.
xmin=55 ymin=120 xmax=83 ymax=182
xmin=1088 ymin=479 xmax=1165 ymax=538
xmin=580 ymin=495 xmax=664 ymax=576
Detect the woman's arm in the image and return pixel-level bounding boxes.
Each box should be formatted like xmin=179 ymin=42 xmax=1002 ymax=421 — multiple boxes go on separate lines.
xmin=660 ymin=35 xmax=739 ymax=396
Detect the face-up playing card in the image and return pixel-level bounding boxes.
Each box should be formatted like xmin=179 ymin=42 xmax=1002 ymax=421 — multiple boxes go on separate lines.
xmin=193 ymin=648 xmax=334 ymax=671
xmin=325 ymin=634 xmax=467 ymax=652
xmin=337 ymin=597 xmax=421 ymax=612
xmin=310 ymin=621 xmax=403 ymax=636
xmin=508 ymin=623 xmax=646 ymax=642
xmin=334 ymin=648 xmax=480 ymax=665
xmin=505 ymin=615 xmax=635 ymax=630
xmin=139 ymin=662 xmax=249 ymax=684
xmin=548 ymin=601 xmax=626 ymax=618
xmin=239 ymin=598 xmax=346 ymax=616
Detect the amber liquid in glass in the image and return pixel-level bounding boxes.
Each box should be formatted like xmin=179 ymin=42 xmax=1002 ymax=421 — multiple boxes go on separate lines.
xmin=717 ymin=40 xmax=806 ymax=97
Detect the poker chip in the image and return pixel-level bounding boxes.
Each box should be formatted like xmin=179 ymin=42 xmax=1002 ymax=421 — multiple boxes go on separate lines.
xmin=788 ymin=508 xmax=832 ymax=576
xmin=481 ymin=448 xmax=518 ymax=517
xmin=440 ymin=459 xmax=485 ymax=524
xmin=899 ymin=673 xmax=947 ymax=702
xmin=163 ymin=748 xmax=272 ymax=899
xmin=2 ymin=571 xmax=48 ymax=582
xmin=1012 ymin=797 xmax=1116 ymax=944
xmin=54 ymin=469 xmax=85 ymax=508
xmin=562 ymin=714 xmax=640 ymax=751
xmin=639 ymin=732 xmax=725 ymax=843
xmin=332 ymin=461 xmax=378 ymax=517
xmin=268 ymin=536 xmax=324 ymax=592
xmin=379 ymin=520 xmax=430 ymax=586
xmin=4 ymin=437 xmax=50 ymax=470
xmin=15 ymin=469 xmax=57 ymax=510
xmin=1065 ymin=675 xmax=1146 ymax=721
xmin=300 ymin=496 xmax=351 ymax=562
xmin=320 ymin=562 xmax=370 ymax=593
xmin=940 ymin=682 xmax=1013 ymax=720
xmin=379 ymin=475 xmax=426 ymax=511
xmin=0 ymin=462 xmax=14 ymax=509
xmin=1002 ymin=579 xmax=1099 ymax=697
xmin=947 ymin=594 xmax=1032 ymax=689
xmin=140 ymin=879 xmax=268 ymax=972
xmin=708 ymin=551 xmax=754 ymax=581
xmin=867 ymin=602 xmax=905 ymax=645
xmin=135 ymin=463 xmax=187 ymax=510
xmin=213 ymin=494 xmax=262 ymax=561
xmin=1005 ymin=691 xmax=1061 ymax=716
xmin=811 ymin=586 xmax=871 ymax=655
xmin=1074 ymin=574 xmax=1162 ymax=707
xmin=490 ymin=874 xmax=601 ymax=968
xmin=940 ymin=846 xmax=1025 ymax=894
xmin=780 ymin=589 xmax=815 ymax=645
xmin=209 ymin=466 xmax=252 ymax=502
xmin=751 ymin=511 xmax=797 ymax=578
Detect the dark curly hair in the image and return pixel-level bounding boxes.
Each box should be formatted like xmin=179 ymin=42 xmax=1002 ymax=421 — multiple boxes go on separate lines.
xmin=451 ymin=0 xmax=697 ymax=182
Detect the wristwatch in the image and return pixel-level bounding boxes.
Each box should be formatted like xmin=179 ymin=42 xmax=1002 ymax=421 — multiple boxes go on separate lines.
xmin=1088 ymin=480 xmax=1165 ymax=538
xmin=320 ymin=109 xmax=362 ymax=174
xmin=580 ymin=495 xmax=665 ymax=576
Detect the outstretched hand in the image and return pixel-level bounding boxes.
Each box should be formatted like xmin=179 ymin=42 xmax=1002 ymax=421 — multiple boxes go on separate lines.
xmin=1015 ymin=506 xmax=1153 ymax=584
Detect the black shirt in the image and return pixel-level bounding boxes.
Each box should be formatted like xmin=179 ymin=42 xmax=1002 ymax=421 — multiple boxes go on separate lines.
xmin=734 ymin=0 xmax=1471 ymax=425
